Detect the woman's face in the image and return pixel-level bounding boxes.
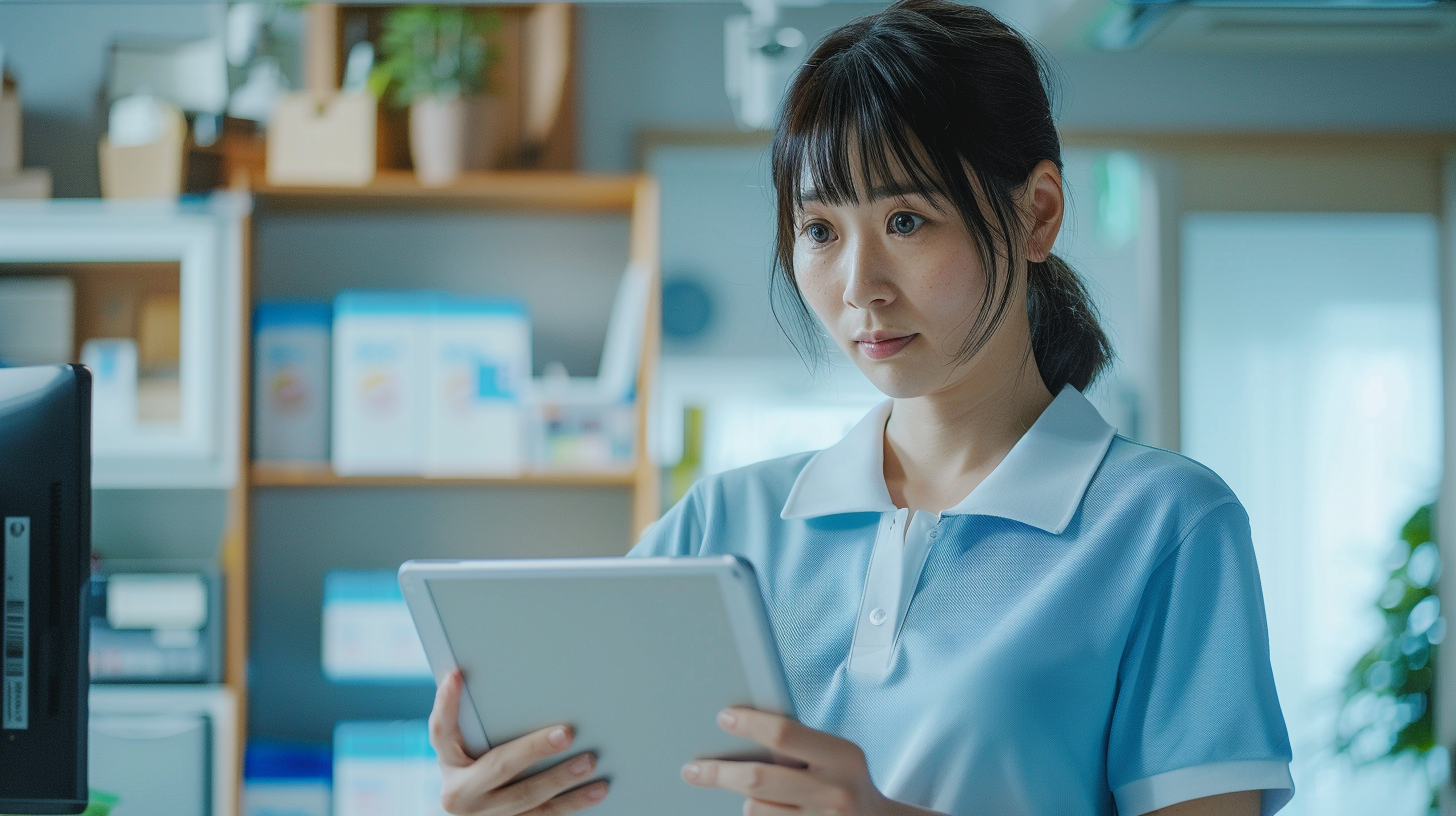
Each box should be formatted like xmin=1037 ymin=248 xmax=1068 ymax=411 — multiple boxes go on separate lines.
xmin=791 ymin=159 xmax=1062 ymax=402
xmin=792 ymin=181 xmax=1010 ymax=400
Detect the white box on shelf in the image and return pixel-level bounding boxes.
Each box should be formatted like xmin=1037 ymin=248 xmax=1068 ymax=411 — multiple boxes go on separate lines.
xmin=333 ymin=721 xmax=445 ymax=816
xmin=331 ymin=292 xmax=429 ymax=475
xmin=0 ymin=276 xmax=73 ymax=365
xmin=321 ymin=571 xmax=430 ymax=683
xmin=426 ymin=296 xmax=530 ymax=476
xmin=82 ymin=338 xmax=139 ymax=439
xmin=254 ymin=302 xmax=332 ymax=463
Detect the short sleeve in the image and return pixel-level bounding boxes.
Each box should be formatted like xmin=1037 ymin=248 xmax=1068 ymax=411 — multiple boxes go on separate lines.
xmin=626 ymin=482 xmax=705 ymax=558
xmin=1107 ymin=499 xmax=1294 ymax=816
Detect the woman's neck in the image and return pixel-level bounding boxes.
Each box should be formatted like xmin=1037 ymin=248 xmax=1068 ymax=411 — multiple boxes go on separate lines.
xmin=882 ymin=358 xmax=1054 ymax=515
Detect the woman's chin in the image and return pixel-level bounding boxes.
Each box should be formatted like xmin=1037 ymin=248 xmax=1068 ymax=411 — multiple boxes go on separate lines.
xmin=855 ymin=367 xmax=932 ymax=401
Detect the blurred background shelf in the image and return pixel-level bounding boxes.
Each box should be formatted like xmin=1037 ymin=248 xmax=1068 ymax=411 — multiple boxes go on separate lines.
xmin=248 ymin=170 xmax=642 ymax=212
xmin=250 ymin=463 xmax=637 ymax=488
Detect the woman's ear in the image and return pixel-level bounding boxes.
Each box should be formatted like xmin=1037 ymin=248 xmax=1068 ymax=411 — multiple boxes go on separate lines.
xmin=1025 ymin=160 xmax=1064 ymax=263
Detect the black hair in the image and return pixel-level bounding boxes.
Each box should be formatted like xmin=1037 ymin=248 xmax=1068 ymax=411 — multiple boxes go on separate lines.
xmin=770 ymin=0 xmax=1112 ymax=394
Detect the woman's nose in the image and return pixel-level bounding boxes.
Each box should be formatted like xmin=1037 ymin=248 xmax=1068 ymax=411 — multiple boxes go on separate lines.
xmin=841 ymin=237 xmax=896 ymax=310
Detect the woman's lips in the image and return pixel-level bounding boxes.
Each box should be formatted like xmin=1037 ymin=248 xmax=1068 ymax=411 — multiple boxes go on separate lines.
xmin=856 ymin=334 xmax=915 ymax=360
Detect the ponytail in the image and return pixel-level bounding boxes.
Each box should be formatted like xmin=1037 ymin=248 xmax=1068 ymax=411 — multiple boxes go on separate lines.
xmin=1026 ymin=253 xmax=1113 ymax=393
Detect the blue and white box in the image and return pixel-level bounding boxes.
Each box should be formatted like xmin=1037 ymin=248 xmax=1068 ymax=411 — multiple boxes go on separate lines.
xmin=333 ymin=721 xmax=444 ymax=816
xmin=254 ymin=302 xmax=332 ymax=463
xmin=426 ymin=296 xmax=530 ymax=475
xmin=331 ymin=292 xmax=431 ymax=475
xmin=321 ymin=571 xmax=430 ymax=683
xmin=244 ymin=741 xmax=332 ymax=816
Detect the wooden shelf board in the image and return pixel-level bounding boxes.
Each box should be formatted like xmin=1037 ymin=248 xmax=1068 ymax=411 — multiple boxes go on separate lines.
xmin=250 ymin=463 xmax=637 ymax=488
xmin=249 ymin=170 xmax=640 ymax=212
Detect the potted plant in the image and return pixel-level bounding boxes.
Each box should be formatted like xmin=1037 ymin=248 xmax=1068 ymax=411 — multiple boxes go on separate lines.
xmin=369 ymin=5 xmax=504 ymax=186
xmin=1336 ymin=503 xmax=1447 ymax=813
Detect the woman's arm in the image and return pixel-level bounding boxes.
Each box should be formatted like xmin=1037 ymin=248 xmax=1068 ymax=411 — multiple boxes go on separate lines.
xmin=1147 ymin=791 xmax=1260 ymax=816
xmin=684 ymin=707 xmax=1263 ymax=816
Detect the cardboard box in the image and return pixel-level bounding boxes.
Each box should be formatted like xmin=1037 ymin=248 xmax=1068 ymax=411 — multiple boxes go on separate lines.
xmin=0 ymin=75 xmax=19 ymax=177
xmin=98 ymin=105 xmax=186 ymax=199
xmin=331 ymin=292 xmax=429 ymax=475
xmin=0 ymin=168 xmax=52 ymax=199
xmin=425 ymin=297 xmax=530 ymax=475
xmin=266 ymin=93 xmax=376 ymax=187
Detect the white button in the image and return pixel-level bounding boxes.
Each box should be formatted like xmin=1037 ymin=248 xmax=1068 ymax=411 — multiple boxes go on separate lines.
xmin=869 ymin=607 xmax=888 ymax=625
xmin=929 ymin=528 xmax=938 ymax=539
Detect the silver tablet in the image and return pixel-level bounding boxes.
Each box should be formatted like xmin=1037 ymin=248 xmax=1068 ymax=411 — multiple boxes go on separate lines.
xmin=397 ymin=555 xmax=796 ymax=816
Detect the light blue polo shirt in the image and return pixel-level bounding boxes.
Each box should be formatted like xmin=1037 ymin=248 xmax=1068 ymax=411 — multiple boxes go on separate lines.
xmin=629 ymin=385 xmax=1294 ymax=816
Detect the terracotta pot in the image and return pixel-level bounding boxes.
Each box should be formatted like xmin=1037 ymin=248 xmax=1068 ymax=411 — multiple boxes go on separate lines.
xmin=409 ymin=94 xmax=507 ymax=187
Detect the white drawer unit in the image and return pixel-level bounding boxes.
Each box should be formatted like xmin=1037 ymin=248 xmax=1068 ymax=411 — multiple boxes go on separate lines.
xmin=0 ymin=195 xmax=246 ymax=488
xmin=90 ymin=685 xmax=239 ymax=816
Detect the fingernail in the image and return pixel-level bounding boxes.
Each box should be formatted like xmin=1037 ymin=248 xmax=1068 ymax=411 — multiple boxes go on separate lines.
xmin=570 ymin=755 xmax=593 ymax=775
xmin=548 ymin=727 xmax=570 ymax=748
xmin=587 ymin=783 xmax=608 ymax=801
xmin=717 ymin=709 xmax=737 ymax=729
xmin=681 ymin=761 xmax=701 ymax=781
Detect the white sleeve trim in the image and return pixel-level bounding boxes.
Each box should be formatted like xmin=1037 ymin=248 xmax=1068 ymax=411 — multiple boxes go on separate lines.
xmin=1113 ymin=759 xmax=1294 ymax=816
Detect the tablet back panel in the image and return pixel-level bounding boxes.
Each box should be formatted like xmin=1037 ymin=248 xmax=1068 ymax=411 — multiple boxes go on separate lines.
xmin=426 ymin=570 xmax=769 ymax=816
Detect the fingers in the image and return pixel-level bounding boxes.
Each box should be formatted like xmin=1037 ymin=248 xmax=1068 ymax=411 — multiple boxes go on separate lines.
xmin=523 ymin=781 xmax=610 ymax=816
xmin=743 ymin=799 xmax=800 ymax=816
xmin=486 ymin=752 xmax=600 ymax=815
xmin=449 ymin=724 xmax=578 ymax=808
xmin=429 ymin=671 xmax=473 ymax=767
xmin=716 ymin=708 xmax=852 ymax=768
xmin=681 ymin=759 xmax=805 ymax=805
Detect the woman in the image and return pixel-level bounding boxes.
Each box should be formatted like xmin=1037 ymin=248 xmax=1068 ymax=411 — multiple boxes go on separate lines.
xmin=426 ymin=2 xmax=1294 ymax=814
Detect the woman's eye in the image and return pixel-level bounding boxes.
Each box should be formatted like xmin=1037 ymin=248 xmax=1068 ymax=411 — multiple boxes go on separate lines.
xmin=806 ymin=223 xmax=833 ymax=244
xmin=890 ymin=212 xmax=925 ymax=235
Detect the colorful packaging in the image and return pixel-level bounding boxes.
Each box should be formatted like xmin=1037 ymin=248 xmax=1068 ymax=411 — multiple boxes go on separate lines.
xmin=331 ymin=292 xmax=430 ymax=475
xmin=321 ymin=571 xmax=430 ymax=683
xmin=425 ymin=296 xmax=530 ymax=475
xmin=244 ymin=741 xmax=331 ymax=816
xmin=332 ymin=721 xmax=443 ymax=816
xmin=253 ymin=302 xmax=331 ymax=463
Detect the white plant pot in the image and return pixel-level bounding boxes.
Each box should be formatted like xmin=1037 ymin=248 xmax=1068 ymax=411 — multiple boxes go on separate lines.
xmin=409 ymin=95 xmax=507 ymax=187
xmin=409 ymin=95 xmax=467 ymax=187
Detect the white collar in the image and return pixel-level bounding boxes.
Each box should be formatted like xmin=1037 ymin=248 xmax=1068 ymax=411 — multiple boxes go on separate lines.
xmin=779 ymin=384 xmax=1117 ymax=534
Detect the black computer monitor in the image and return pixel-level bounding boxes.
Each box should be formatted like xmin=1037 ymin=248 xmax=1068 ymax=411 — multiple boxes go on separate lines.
xmin=0 ymin=365 xmax=90 ymax=815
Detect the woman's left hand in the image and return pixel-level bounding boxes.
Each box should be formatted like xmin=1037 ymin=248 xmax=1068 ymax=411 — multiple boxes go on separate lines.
xmin=681 ymin=707 xmax=924 ymax=816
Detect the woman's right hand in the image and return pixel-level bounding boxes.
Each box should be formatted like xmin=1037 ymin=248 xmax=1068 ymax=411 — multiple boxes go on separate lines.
xmin=429 ymin=670 xmax=610 ymax=816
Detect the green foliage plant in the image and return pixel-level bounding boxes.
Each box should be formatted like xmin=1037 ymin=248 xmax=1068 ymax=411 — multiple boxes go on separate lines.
xmin=368 ymin=5 xmax=502 ymax=107
xmin=1336 ymin=503 xmax=1447 ymax=812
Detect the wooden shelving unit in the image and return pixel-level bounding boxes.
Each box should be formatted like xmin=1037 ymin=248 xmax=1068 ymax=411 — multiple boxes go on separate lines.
xmin=244 ymin=170 xmax=661 ymax=532
xmin=250 ymin=170 xmax=638 ymax=212
xmin=249 ymin=463 xmax=637 ymax=488
xmin=230 ymin=171 xmax=661 ymax=804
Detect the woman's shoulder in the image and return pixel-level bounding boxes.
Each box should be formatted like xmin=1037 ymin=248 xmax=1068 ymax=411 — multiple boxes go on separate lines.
xmin=1089 ymin=435 xmax=1245 ymax=527
xmin=686 ymin=450 xmax=819 ymax=515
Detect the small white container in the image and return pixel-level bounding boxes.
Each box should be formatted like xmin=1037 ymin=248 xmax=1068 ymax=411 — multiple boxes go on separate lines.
xmin=253 ymin=302 xmax=331 ymax=463
xmin=425 ymin=296 xmax=530 ymax=476
xmin=331 ymin=292 xmax=430 ymax=475
xmin=82 ymin=338 xmax=139 ymax=445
